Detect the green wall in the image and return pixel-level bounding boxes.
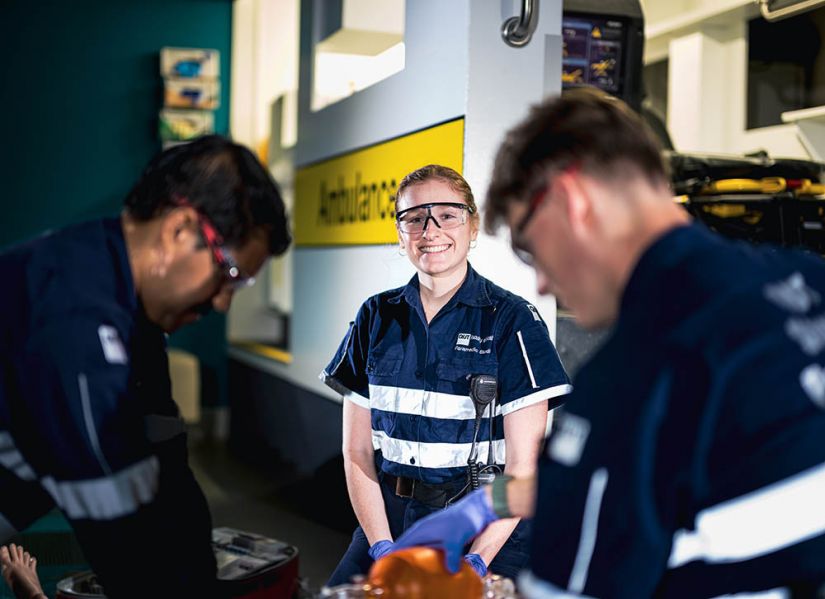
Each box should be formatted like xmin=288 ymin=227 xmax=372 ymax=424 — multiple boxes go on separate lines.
xmin=1 ymin=0 xmax=234 ymax=407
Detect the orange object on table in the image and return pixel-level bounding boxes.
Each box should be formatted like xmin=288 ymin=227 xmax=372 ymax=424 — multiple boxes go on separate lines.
xmin=368 ymin=547 xmax=483 ymax=599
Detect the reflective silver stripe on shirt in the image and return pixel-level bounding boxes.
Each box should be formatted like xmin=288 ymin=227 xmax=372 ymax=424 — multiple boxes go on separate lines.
xmin=519 ymin=570 xmax=596 ymax=599
xmin=370 ymin=385 xmax=483 ymax=419
xmin=569 ymin=468 xmax=609 ymax=593
xmin=0 ymin=512 xmax=18 ymax=542
xmin=343 ymin=389 xmax=370 ymax=409
xmin=518 ymin=570 xmax=790 ymax=598
xmin=371 ymin=430 xmax=506 ymax=469
xmin=709 ymin=589 xmax=790 ymax=599
xmin=516 ymin=330 xmax=539 ymax=388
xmin=319 ymin=369 xmax=369 ymax=408
xmin=369 ymin=384 xmax=570 ymax=420
xmin=78 ymin=373 xmax=112 ymax=475
xmin=346 ymin=391 xmax=370 ymax=409
xmin=0 ymin=432 xmax=37 ymax=481
xmin=41 ymin=456 xmax=160 ymax=521
xmin=500 ymin=384 xmax=572 ymax=416
xmin=669 ymin=461 xmax=825 ymax=567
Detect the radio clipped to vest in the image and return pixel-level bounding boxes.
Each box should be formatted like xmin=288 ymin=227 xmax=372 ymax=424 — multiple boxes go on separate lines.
xmin=467 ymin=374 xmax=503 ymax=490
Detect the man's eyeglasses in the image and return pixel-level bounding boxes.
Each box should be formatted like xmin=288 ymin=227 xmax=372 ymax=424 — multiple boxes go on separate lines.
xmin=174 ymin=197 xmax=256 ymax=290
xmin=396 ymin=202 xmax=474 ymax=235
xmin=510 ymin=164 xmax=578 ymax=265
xmin=510 ymin=184 xmax=549 ymax=266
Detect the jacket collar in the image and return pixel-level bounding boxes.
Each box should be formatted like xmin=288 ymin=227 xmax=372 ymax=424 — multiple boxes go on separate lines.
xmin=387 ymin=263 xmax=493 ymax=308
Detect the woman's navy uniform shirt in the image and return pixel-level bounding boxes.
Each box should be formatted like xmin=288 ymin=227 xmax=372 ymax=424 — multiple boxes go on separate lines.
xmin=0 ymin=218 xmax=217 ymax=596
xmin=321 ymin=264 xmax=571 ymax=484
xmin=522 ymin=225 xmax=825 ymax=598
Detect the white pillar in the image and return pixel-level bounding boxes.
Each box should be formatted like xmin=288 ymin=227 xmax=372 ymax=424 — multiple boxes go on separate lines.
xmin=464 ymin=0 xmax=563 ymax=338
xmin=668 ymin=30 xmax=731 ymax=152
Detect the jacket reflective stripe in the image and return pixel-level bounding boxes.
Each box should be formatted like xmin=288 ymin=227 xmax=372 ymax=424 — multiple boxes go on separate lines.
xmin=78 ymin=373 xmax=112 ymax=475
xmin=41 ymin=456 xmax=160 ymax=521
xmin=669 ymin=461 xmax=825 ymax=567
xmin=0 ymin=432 xmax=36 ymax=481
xmin=569 ymin=468 xmax=609 ymax=593
xmin=0 ymin=512 xmax=17 ymax=542
xmin=372 ymin=430 xmax=506 ymax=469
xmin=519 ymin=571 xmax=789 ymax=599
xmin=518 ymin=570 xmax=595 ymax=598
xmin=709 ymin=590 xmax=789 ymax=599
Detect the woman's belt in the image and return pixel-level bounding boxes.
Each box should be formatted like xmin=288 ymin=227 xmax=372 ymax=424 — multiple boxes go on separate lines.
xmin=381 ymin=473 xmax=467 ymax=509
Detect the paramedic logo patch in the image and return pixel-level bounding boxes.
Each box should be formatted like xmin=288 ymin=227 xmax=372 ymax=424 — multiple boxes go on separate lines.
xmin=548 ymin=411 xmax=591 ymax=466
xmin=453 ymin=334 xmax=493 ymax=353
xmin=98 ymin=325 xmax=128 ymax=365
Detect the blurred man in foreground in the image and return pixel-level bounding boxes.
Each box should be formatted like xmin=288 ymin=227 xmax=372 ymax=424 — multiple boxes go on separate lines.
xmin=392 ymin=88 xmax=825 ymax=597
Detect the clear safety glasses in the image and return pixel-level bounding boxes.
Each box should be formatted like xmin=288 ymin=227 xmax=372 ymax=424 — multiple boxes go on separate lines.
xmin=197 ymin=217 xmax=256 ymax=290
xmin=174 ymin=196 xmax=256 ymax=290
xmin=396 ymin=202 xmax=475 ymax=235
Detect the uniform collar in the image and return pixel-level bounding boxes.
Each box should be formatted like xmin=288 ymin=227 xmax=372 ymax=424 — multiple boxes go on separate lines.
xmin=387 ymin=263 xmax=493 ymax=308
xmin=104 ymin=216 xmax=138 ymax=313
xmin=619 ymin=222 xmax=720 ymax=333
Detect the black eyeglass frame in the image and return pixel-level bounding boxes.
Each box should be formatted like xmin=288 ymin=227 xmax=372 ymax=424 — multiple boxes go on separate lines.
xmin=395 ymin=202 xmax=476 ymax=234
xmin=510 ymin=183 xmax=550 ymax=266
xmin=510 ymin=164 xmax=579 ymax=265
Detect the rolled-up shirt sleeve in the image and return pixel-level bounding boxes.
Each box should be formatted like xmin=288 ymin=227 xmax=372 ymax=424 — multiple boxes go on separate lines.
xmin=320 ymin=300 xmax=372 ymax=408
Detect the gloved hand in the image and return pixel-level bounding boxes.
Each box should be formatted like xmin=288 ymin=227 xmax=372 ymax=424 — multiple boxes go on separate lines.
xmin=368 ymin=539 xmax=395 ymax=561
xmin=392 ymin=488 xmax=498 ymax=573
xmin=463 ymin=553 xmax=487 ymax=577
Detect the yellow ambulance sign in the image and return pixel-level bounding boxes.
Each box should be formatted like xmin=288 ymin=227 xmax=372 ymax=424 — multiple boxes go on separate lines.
xmin=294 ymin=119 xmax=464 ymax=246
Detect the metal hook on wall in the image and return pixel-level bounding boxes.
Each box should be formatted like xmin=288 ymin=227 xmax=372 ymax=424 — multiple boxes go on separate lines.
xmin=502 ymin=0 xmax=538 ymax=48
xmin=755 ymin=0 xmax=825 ymax=21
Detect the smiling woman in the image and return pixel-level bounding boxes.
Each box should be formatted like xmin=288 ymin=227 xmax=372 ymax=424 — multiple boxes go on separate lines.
xmin=319 ymin=164 xmax=572 ymax=587
xmin=394 ymin=166 xmax=479 ymax=297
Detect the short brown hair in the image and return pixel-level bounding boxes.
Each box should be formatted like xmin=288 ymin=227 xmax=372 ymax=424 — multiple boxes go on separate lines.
xmin=396 ymin=164 xmax=479 ymax=225
xmin=484 ymin=87 xmax=668 ymax=233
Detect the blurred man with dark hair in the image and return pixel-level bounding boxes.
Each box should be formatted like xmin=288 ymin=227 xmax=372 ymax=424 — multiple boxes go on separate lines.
xmin=0 ymin=136 xmax=290 ymax=597
xmin=391 ymin=88 xmax=825 ymax=597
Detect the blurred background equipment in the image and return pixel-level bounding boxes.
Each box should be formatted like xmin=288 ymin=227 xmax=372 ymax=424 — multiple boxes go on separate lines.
xmin=671 ymin=152 xmax=825 ymax=253
xmin=54 ymin=528 xmax=300 ymax=599
xmin=159 ymin=47 xmax=220 ymax=148
xmin=562 ymin=0 xmax=645 ymax=111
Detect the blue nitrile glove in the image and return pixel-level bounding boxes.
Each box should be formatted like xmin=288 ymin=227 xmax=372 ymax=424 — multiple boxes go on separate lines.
xmin=368 ymin=539 xmax=395 ymax=561
xmin=392 ymin=488 xmax=498 ymax=573
xmin=464 ymin=553 xmax=487 ymax=577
